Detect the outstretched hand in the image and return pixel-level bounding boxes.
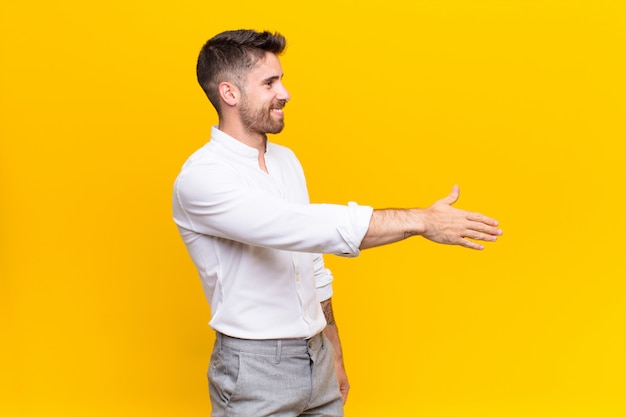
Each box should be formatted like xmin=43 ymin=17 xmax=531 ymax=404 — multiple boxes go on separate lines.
xmin=421 ymin=185 xmax=502 ymax=250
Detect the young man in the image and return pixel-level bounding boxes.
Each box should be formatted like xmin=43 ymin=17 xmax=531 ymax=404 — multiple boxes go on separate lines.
xmin=173 ymin=29 xmax=502 ymax=417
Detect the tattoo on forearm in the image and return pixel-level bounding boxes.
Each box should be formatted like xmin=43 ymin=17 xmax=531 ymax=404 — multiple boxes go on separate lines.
xmin=322 ymin=301 xmax=335 ymax=326
xmin=404 ymin=231 xmax=418 ymax=239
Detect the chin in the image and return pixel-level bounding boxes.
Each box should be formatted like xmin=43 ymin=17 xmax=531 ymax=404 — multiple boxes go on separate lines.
xmin=268 ymin=124 xmax=285 ymax=135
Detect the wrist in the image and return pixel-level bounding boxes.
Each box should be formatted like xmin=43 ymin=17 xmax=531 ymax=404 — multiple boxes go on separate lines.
xmin=406 ymin=208 xmax=426 ymax=237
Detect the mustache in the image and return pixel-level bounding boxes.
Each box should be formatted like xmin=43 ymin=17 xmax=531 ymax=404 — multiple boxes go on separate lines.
xmin=272 ymin=99 xmax=287 ymax=109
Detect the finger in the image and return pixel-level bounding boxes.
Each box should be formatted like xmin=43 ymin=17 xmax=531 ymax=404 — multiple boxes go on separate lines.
xmin=469 ymin=222 xmax=503 ymax=237
xmin=439 ymin=184 xmax=460 ymax=206
xmin=464 ymin=230 xmax=499 ymax=242
xmin=460 ymin=238 xmax=485 ymax=250
xmin=467 ymin=212 xmax=500 ymax=228
xmin=340 ymin=386 xmax=349 ymax=404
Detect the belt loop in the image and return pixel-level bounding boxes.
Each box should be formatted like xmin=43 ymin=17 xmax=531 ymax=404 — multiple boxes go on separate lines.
xmin=216 ymin=332 xmax=223 ymax=353
xmin=275 ymin=340 xmax=282 ymax=364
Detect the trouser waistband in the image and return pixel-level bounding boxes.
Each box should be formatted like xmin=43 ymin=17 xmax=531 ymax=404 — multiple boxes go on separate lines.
xmin=215 ymin=331 xmax=325 ymax=356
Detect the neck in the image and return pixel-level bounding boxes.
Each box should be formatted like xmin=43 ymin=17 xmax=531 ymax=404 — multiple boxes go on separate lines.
xmin=218 ymin=122 xmax=269 ymax=173
xmin=218 ymin=121 xmax=267 ymax=155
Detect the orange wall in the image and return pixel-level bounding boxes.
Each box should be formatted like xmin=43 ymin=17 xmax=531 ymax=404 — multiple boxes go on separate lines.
xmin=1 ymin=1 xmax=625 ymax=416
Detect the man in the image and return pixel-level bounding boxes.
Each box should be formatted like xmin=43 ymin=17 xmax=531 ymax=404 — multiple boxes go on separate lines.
xmin=173 ymin=29 xmax=502 ymax=417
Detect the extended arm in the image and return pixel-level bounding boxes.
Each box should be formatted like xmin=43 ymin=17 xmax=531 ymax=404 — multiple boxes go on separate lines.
xmin=321 ymin=298 xmax=350 ymax=404
xmin=360 ymin=185 xmax=502 ymax=250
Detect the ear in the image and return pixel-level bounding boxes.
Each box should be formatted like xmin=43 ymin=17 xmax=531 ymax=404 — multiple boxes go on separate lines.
xmin=218 ymin=81 xmax=240 ymax=106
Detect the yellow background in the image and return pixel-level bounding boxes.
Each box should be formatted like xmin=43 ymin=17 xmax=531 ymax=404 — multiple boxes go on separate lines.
xmin=1 ymin=1 xmax=625 ymax=416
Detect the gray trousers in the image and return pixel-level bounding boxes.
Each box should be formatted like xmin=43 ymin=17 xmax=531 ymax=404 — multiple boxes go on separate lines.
xmin=208 ymin=331 xmax=344 ymax=417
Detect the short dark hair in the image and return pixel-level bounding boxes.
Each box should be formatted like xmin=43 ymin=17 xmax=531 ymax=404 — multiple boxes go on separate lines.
xmin=196 ymin=30 xmax=287 ymax=114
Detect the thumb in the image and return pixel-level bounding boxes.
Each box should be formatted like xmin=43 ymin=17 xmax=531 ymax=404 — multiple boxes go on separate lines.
xmin=439 ymin=184 xmax=460 ymax=206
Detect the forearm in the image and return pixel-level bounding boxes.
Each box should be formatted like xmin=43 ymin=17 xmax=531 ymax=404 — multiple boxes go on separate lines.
xmin=321 ymin=298 xmax=344 ymax=361
xmin=320 ymin=298 xmax=349 ymax=403
xmin=359 ymin=208 xmax=425 ymax=250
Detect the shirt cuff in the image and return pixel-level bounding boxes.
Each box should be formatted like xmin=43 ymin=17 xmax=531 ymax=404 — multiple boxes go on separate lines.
xmin=316 ymin=281 xmax=333 ymax=302
xmin=335 ymin=202 xmax=374 ymax=258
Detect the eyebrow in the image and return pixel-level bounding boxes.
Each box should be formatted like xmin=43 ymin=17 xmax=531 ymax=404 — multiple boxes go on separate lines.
xmin=261 ymin=74 xmax=283 ymax=84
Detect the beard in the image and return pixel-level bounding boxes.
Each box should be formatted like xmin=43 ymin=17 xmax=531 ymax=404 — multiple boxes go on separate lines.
xmin=239 ymin=95 xmax=286 ymax=135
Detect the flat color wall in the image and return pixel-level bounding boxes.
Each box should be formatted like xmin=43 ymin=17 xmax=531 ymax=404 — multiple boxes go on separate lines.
xmin=1 ymin=1 xmax=625 ymax=416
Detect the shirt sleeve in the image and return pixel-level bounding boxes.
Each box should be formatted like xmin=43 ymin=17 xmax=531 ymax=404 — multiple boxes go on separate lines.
xmin=313 ymin=254 xmax=334 ymax=302
xmin=173 ymin=161 xmax=373 ymax=257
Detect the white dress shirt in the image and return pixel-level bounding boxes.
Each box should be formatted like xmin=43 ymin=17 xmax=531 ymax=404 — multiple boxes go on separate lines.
xmin=173 ymin=127 xmax=373 ymax=339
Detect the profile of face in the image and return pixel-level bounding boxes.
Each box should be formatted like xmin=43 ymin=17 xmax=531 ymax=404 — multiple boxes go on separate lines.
xmin=238 ymin=52 xmax=291 ymax=135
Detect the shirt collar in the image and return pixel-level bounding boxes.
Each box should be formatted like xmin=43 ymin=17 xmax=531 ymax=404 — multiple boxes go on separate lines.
xmin=210 ymin=126 xmax=266 ymax=159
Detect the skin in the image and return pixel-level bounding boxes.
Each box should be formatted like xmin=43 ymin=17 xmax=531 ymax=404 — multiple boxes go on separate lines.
xmin=321 ymin=298 xmax=350 ymax=403
xmin=216 ymin=52 xmax=290 ymax=173
xmin=360 ymin=184 xmax=502 ymax=251
xmin=214 ymin=50 xmax=503 ymax=405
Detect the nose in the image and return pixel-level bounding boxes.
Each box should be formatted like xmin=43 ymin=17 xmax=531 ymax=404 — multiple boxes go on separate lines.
xmin=277 ymin=82 xmax=291 ymax=102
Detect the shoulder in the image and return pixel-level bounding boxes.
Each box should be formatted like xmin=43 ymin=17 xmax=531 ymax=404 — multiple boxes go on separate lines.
xmin=267 ymin=142 xmax=300 ymax=163
xmin=175 ymin=142 xmax=239 ymax=188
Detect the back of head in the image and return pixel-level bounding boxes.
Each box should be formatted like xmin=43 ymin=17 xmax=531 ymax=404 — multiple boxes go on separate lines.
xmin=196 ymin=29 xmax=287 ymax=115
